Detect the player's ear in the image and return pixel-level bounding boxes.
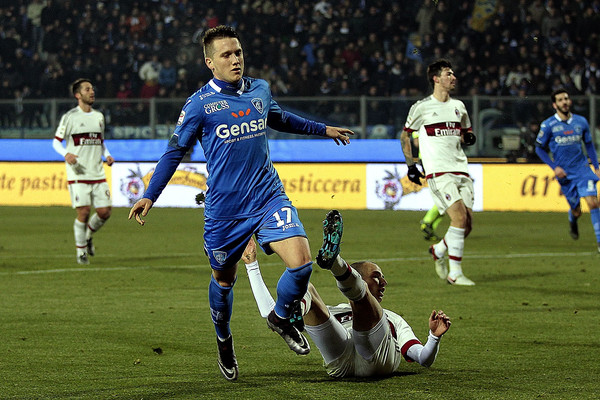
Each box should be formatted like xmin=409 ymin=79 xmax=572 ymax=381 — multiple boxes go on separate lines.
xmin=205 ymin=57 xmax=213 ymax=70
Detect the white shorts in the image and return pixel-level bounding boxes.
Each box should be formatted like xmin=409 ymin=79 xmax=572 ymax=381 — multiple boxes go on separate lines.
xmin=427 ymin=173 xmax=474 ymax=215
xmin=69 ymin=181 xmax=112 ymax=209
xmin=306 ymin=312 xmax=402 ymax=378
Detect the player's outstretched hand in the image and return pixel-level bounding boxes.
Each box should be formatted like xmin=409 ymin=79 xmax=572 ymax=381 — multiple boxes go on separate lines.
xmin=106 ymin=156 xmax=115 ymax=166
xmin=128 ymin=198 xmax=153 ymax=226
xmin=407 ymin=164 xmax=425 ymax=185
xmin=325 ymin=126 xmax=353 ymax=146
xmin=429 ymin=310 xmax=451 ymax=337
xmin=242 ymin=238 xmax=257 ymax=264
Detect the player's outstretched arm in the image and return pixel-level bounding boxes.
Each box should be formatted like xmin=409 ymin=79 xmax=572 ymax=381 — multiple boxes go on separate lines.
xmin=128 ymin=198 xmax=153 ymax=226
xmin=325 ymin=126 xmax=353 ymax=146
xmin=429 ymin=310 xmax=451 ymax=337
xmin=405 ymin=310 xmax=451 ymax=367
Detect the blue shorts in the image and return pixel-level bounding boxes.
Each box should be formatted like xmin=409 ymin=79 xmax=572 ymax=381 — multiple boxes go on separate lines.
xmin=558 ymin=169 xmax=599 ymax=210
xmin=203 ymin=194 xmax=307 ymax=270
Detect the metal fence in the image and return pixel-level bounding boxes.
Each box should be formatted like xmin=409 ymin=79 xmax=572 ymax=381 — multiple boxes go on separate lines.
xmin=1 ymin=95 xmax=598 ymax=159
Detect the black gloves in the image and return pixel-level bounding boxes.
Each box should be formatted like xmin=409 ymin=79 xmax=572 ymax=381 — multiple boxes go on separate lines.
xmin=463 ymin=131 xmax=476 ymax=146
xmin=407 ymin=164 xmax=425 ymax=185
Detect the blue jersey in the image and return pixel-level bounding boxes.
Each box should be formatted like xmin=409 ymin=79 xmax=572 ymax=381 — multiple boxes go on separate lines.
xmin=536 ymin=113 xmax=598 ymax=178
xmin=143 ymin=77 xmax=326 ymax=219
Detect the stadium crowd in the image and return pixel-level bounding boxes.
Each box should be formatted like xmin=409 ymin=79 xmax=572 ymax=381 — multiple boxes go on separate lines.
xmin=0 ymin=0 xmax=600 ymax=128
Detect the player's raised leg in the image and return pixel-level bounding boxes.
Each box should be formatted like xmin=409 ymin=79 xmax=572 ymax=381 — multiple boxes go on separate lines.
xmin=316 ymin=210 xmax=368 ymax=302
xmin=85 ymin=207 xmax=111 ymax=256
xmin=429 ymin=243 xmax=448 ymax=280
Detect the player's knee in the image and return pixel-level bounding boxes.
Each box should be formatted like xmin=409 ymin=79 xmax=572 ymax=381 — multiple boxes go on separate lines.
xmin=289 ymin=261 xmax=313 ymax=280
xmin=451 ymin=214 xmax=467 ymax=228
xmin=77 ymin=206 xmax=91 ymax=221
xmin=212 ymin=268 xmax=237 ymax=287
xmin=97 ymin=208 xmax=111 ymax=220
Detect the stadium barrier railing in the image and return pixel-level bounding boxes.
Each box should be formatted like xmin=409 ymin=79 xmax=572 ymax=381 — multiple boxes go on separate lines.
xmin=0 ymin=95 xmax=598 ymax=160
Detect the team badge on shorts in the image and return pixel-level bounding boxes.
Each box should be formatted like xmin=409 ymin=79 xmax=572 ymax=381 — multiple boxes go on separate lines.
xmin=213 ymin=250 xmax=227 ymax=265
xmin=445 ymin=193 xmax=452 ymax=201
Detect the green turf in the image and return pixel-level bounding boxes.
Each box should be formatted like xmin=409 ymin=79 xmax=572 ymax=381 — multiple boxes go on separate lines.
xmin=0 ymin=206 xmax=599 ymax=399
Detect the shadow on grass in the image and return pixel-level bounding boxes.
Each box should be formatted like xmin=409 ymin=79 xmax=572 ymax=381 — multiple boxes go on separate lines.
xmin=480 ymin=270 xmax=560 ymax=283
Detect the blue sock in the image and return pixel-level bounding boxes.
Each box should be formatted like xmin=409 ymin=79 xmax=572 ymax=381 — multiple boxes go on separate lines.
xmin=590 ymin=208 xmax=600 ymax=243
xmin=568 ymin=209 xmax=577 ymax=223
xmin=209 ymin=276 xmax=234 ymax=340
xmin=274 ymin=262 xmax=312 ymax=319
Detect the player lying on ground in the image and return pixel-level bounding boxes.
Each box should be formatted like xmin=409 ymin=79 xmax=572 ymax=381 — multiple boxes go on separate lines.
xmin=243 ymin=210 xmax=451 ymax=377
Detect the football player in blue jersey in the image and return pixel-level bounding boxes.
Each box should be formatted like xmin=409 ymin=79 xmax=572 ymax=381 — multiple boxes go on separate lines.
xmin=536 ymin=88 xmax=600 ymax=252
xmin=128 ymin=25 xmax=353 ymax=381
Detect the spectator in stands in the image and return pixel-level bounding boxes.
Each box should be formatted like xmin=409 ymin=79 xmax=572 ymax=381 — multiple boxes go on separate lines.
xmin=139 ymin=54 xmax=161 ymax=83
xmin=1 ymin=0 xmax=599 ymax=109
xmin=158 ymin=58 xmax=177 ymax=90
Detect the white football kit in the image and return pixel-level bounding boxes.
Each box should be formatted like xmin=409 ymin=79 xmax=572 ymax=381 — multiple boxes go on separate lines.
xmin=404 ymin=95 xmax=471 ymax=176
xmin=404 ymin=95 xmax=474 ymax=212
xmin=305 ymin=303 xmax=421 ymax=378
xmin=54 ymin=106 xmax=112 ymax=208
xmin=54 ymin=106 xmax=109 ymax=183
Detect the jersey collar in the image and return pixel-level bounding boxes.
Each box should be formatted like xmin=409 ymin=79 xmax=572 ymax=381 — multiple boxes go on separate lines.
xmin=553 ymin=113 xmax=572 ymax=124
xmin=209 ymin=78 xmax=245 ymax=96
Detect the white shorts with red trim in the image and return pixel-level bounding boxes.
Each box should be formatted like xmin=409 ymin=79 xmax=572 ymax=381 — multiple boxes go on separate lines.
xmin=427 ymin=172 xmax=474 ymax=215
xmin=68 ymin=181 xmax=112 ymax=209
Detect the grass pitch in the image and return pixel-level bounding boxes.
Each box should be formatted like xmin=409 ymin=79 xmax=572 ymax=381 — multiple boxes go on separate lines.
xmin=0 ymin=206 xmax=599 ymax=399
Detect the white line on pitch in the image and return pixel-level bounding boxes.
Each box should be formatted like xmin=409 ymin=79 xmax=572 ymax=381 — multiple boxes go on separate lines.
xmin=0 ymin=251 xmax=594 ymax=276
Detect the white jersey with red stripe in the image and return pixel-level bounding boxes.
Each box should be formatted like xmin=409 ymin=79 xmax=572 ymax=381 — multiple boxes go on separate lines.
xmin=55 ymin=106 xmax=107 ymax=182
xmin=325 ymin=303 xmax=421 ymax=377
xmin=404 ymin=95 xmax=471 ymax=176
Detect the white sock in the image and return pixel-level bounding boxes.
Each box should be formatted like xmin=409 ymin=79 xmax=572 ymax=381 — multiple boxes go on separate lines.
xmin=336 ymin=267 xmax=367 ymax=302
xmin=329 ymin=255 xmax=350 ymax=277
xmin=433 ymin=238 xmax=448 ymax=258
xmin=245 ymin=261 xmax=275 ymax=318
xmin=86 ymin=213 xmax=107 ymax=240
xmin=74 ymin=219 xmax=87 ymax=254
xmin=300 ymin=289 xmax=312 ymax=316
xmin=445 ymin=226 xmax=465 ymax=277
